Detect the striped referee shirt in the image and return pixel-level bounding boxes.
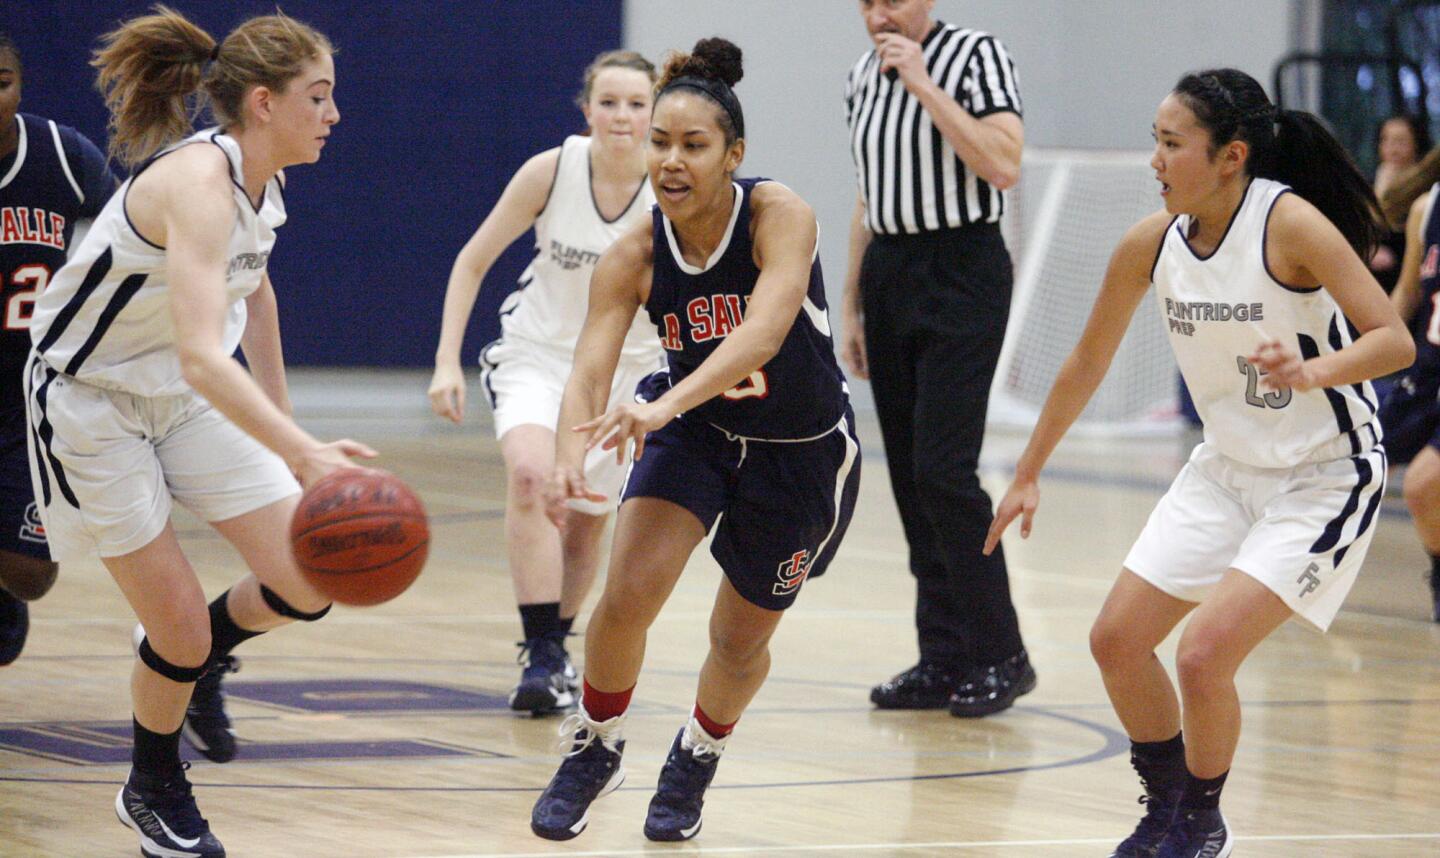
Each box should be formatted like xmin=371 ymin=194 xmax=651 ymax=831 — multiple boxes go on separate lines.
xmin=845 ymin=21 xmax=1022 ymax=235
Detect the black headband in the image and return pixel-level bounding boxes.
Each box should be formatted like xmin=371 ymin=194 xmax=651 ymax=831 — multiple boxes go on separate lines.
xmin=659 ymin=75 xmax=745 ymax=139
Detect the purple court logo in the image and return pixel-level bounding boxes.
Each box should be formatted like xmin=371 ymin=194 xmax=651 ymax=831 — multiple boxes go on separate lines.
xmin=0 ymin=680 xmax=510 ymax=765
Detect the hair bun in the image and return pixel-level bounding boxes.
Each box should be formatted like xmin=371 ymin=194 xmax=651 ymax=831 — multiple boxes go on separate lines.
xmin=691 ymin=37 xmax=742 ymax=88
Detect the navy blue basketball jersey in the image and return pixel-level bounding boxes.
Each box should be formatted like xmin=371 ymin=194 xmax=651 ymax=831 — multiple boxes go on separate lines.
xmin=646 ymin=177 xmax=847 ymax=440
xmin=0 ymin=113 xmax=116 ymax=411
xmin=1412 ymin=185 xmax=1440 ymax=377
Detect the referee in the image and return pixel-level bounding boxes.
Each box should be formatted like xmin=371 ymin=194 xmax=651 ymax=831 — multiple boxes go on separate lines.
xmin=843 ymin=0 xmax=1034 ymax=718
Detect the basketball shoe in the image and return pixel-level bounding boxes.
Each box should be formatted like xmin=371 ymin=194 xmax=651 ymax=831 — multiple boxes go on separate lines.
xmin=1429 ymin=568 xmax=1440 ymax=623
xmin=511 ymin=635 xmax=577 ymax=714
xmin=531 ymin=710 xmax=626 ymax=840
xmin=0 ymin=588 xmax=29 ymax=666
xmin=644 ymin=726 xmax=724 ymax=841
xmin=185 ymin=655 xmax=240 ymax=763
xmin=1153 ymin=808 xmax=1233 ymax=858
xmin=114 ymin=761 xmax=226 ymax=858
xmin=133 ymin=624 xmax=238 ymax=763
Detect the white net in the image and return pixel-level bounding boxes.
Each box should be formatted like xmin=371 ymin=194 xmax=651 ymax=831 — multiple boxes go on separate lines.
xmin=991 ymin=149 xmax=1183 ymax=435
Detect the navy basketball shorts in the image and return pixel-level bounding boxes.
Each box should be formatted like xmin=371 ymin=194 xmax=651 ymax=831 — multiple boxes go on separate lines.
xmin=620 ymin=409 xmax=861 ymax=611
xmin=1377 ymin=370 xmax=1440 ymax=465
xmin=0 ymin=409 xmax=49 ymax=560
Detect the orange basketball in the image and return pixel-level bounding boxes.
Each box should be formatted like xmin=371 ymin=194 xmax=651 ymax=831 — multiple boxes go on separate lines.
xmin=290 ymin=468 xmax=430 ymax=606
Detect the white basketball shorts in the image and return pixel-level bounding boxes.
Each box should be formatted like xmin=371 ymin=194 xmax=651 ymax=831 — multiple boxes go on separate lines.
xmin=25 ymin=359 xmax=300 ymax=563
xmin=479 ymin=337 xmax=662 ymax=516
xmin=1124 ymin=440 xmax=1386 ymax=632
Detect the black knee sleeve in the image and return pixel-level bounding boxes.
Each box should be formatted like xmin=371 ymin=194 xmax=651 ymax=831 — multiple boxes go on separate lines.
xmin=260 ymin=584 xmax=331 ymax=621
xmin=137 ymin=637 xmax=207 ymax=683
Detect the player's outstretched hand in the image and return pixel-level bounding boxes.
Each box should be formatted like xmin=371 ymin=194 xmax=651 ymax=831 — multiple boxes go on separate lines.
xmin=427 ymin=362 xmax=467 ymax=423
xmin=544 ymin=466 xmax=606 ymax=531
xmin=293 ymin=439 xmax=379 ymax=488
xmin=575 ymin=400 xmax=676 ymax=464
xmin=983 ymin=478 xmax=1040 ymax=556
xmin=1248 ymin=340 xmax=1315 ymax=392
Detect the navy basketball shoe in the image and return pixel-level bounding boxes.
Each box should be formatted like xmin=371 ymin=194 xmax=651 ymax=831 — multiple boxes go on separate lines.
xmin=531 ymin=712 xmax=626 ymax=840
xmin=511 ymin=635 xmax=577 ymax=715
xmin=1154 ymin=808 xmax=1233 ymax=858
xmin=0 ymin=588 xmax=29 ymax=666
xmin=644 ymin=727 xmax=724 ymax=841
xmin=114 ymin=762 xmax=226 ymax=858
xmin=1108 ymin=791 xmax=1181 ymax=857
xmin=133 ymin=624 xmax=238 ymax=763
xmin=1429 ymin=568 xmax=1440 ymax=623
xmin=184 ymin=655 xmax=240 ymax=763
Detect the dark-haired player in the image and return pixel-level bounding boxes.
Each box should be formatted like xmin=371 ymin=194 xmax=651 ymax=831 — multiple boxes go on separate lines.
xmin=529 ymin=37 xmax=860 ymax=843
xmin=0 ymin=32 xmax=117 ymax=664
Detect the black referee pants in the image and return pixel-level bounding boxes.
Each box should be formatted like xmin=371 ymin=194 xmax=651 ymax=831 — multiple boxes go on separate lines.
xmin=860 ymin=222 xmax=1025 ymax=670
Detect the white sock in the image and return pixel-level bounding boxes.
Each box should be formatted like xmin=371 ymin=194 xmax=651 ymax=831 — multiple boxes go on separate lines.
xmin=681 ymin=716 xmax=729 ymax=756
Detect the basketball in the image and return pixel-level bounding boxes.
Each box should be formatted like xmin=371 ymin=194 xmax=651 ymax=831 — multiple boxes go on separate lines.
xmin=290 ymin=468 xmax=430 ymax=606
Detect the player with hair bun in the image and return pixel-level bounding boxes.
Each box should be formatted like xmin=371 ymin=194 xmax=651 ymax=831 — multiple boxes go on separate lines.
xmin=529 ymin=36 xmax=860 ymax=843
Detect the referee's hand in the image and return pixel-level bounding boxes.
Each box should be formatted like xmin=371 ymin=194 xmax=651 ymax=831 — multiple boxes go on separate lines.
xmin=875 ymin=33 xmax=927 ymax=85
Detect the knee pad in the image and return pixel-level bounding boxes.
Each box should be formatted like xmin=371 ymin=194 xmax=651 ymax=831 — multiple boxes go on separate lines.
xmin=261 ymin=584 xmax=331 ymax=621
xmin=137 ymin=636 xmax=208 ymax=683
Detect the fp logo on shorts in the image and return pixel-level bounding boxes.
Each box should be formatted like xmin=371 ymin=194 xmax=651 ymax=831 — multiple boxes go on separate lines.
xmin=1297 ymin=562 xmax=1322 ymax=598
xmin=773 ymin=549 xmax=811 ymax=597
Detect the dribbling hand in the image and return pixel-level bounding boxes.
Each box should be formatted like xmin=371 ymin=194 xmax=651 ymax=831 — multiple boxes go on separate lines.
xmin=544 ymin=466 xmax=606 ymax=532
xmin=983 ymin=478 xmax=1040 ymax=556
xmin=292 ymin=439 xmax=379 ymax=489
xmin=427 ymin=362 xmax=467 ymax=423
xmin=1248 ymin=340 xmax=1315 ymax=392
xmin=574 ymin=400 xmax=676 ymax=464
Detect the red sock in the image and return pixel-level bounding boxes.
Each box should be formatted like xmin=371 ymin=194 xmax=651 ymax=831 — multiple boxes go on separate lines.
xmin=581 ymin=679 xmax=633 ymax=722
xmin=693 ymin=703 xmax=737 ymax=739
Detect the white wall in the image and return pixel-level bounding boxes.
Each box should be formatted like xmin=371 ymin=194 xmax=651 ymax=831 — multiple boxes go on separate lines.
xmin=624 ymin=1 xmax=1296 ymax=404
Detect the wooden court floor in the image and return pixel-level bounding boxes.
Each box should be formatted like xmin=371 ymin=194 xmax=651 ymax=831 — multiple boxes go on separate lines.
xmin=2 ymin=370 xmax=1438 ymax=857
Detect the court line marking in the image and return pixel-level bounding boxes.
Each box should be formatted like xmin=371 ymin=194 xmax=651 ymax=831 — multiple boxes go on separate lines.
xmin=403 ymin=831 xmax=1440 ymax=857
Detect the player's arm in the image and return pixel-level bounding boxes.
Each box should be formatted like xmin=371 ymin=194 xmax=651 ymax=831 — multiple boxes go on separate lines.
xmin=983 ymin=210 xmax=1169 ymax=554
xmin=841 ymin=193 xmax=872 ymax=379
xmin=66 ymin=127 xmax=120 ymax=217
xmin=547 ymin=222 xmax=650 ymax=522
xmin=649 ymin=183 xmax=815 ymax=417
xmin=151 ymin=148 xmax=374 ymax=486
xmin=1389 ymin=192 xmax=1431 ymax=326
xmin=429 ymin=148 xmax=559 ymax=423
xmin=1250 ymin=195 xmax=1414 ymax=391
xmin=240 ymin=272 xmax=291 ymax=415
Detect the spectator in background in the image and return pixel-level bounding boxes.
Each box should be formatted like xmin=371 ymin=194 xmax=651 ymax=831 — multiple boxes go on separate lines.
xmin=1370 ymin=114 xmax=1430 ymax=295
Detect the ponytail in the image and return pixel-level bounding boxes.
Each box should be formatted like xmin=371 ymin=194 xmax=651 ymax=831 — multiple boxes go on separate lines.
xmin=1269 ymin=109 xmax=1384 ymax=258
xmin=91 ymin=5 xmax=214 ymax=168
xmin=1173 ymin=68 xmax=1383 ymax=258
xmin=92 ymin=5 xmax=334 ymax=169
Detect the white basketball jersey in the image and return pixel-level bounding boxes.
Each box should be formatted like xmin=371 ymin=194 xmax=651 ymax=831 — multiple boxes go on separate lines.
xmin=499 ymin=135 xmax=659 ymax=360
xmin=1152 ymin=178 xmax=1379 ymax=468
xmin=30 ymin=129 xmax=283 ymax=397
